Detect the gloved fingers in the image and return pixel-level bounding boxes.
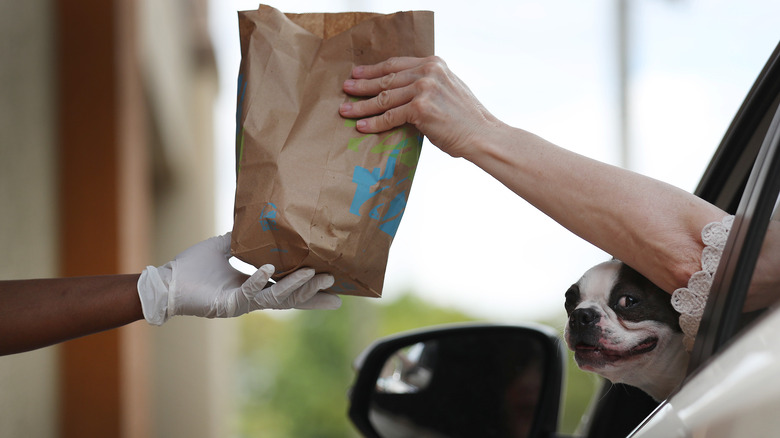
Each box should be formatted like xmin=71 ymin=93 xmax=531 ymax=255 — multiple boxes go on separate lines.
xmin=262 ymin=268 xmax=317 ymax=305
xmin=294 ymin=291 xmax=342 ymax=310
xmin=279 ymin=273 xmax=336 ymax=308
xmin=241 ymin=264 xmax=275 ymax=294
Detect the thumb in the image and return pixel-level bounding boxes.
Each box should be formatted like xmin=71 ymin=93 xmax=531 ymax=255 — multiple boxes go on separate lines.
xmin=266 ymin=268 xmax=316 ymax=304
xmin=241 ymin=264 xmax=274 ymax=296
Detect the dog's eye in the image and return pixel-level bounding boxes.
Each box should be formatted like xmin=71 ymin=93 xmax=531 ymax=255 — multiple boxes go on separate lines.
xmin=617 ymin=295 xmax=639 ymax=308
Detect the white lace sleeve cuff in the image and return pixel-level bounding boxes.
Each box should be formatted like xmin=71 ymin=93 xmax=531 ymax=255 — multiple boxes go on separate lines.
xmin=671 ymin=215 xmax=735 ymax=351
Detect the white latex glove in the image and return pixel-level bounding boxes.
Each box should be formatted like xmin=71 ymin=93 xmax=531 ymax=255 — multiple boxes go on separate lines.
xmin=137 ymin=233 xmax=341 ymax=325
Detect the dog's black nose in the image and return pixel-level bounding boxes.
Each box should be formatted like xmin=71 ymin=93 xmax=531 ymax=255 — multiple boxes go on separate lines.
xmin=570 ymin=308 xmax=600 ymax=328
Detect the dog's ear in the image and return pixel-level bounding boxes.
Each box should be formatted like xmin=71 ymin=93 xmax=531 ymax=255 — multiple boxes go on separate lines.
xmin=565 ymin=284 xmax=580 ymax=316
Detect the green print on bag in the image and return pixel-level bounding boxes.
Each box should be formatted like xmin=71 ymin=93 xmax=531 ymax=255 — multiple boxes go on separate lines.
xmin=346 ymin=120 xmax=422 ymax=238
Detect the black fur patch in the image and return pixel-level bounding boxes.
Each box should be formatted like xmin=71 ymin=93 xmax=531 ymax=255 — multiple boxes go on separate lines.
xmin=610 ymin=264 xmax=681 ymax=331
xmin=564 ymin=284 xmax=580 ymax=316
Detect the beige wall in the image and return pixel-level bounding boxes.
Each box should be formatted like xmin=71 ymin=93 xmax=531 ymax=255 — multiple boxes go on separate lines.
xmin=0 ymin=0 xmax=233 ymax=436
xmin=0 ymin=1 xmax=59 ymax=437
xmin=139 ymin=1 xmax=237 ymax=437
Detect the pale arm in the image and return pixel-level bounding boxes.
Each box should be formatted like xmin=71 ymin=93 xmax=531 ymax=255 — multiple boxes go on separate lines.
xmin=470 ymin=124 xmax=726 ymax=293
xmin=339 ymin=56 xmax=727 ymax=294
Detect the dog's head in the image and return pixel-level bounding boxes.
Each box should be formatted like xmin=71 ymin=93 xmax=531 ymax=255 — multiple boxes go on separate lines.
xmin=564 ymin=260 xmax=688 ymax=400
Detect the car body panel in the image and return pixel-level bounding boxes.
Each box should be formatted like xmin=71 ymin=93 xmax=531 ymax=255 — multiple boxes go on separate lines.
xmin=632 ymin=305 xmax=780 ymax=438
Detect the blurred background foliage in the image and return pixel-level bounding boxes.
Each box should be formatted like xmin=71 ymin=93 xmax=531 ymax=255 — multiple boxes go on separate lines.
xmin=233 ymin=292 xmax=601 ymax=437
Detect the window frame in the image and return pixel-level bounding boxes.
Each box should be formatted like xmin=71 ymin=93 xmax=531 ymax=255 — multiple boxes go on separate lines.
xmin=687 ymin=40 xmax=780 ymax=373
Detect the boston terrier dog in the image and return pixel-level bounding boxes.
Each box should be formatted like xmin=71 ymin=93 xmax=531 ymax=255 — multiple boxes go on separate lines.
xmin=564 ymin=260 xmax=689 ymax=401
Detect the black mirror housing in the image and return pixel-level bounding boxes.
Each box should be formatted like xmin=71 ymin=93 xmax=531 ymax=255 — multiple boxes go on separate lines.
xmin=348 ymin=323 xmax=566 ymax=438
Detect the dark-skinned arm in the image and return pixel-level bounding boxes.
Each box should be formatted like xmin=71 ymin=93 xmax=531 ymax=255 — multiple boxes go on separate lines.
xmin=0 ymin=233 xmax=342 ymax=356
xmin=0 ymin=274 xmax=143 ymax=356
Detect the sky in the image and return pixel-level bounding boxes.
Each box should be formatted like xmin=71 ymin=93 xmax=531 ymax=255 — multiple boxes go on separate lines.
xmin=209 ymin=0 xmax=780 ymax=321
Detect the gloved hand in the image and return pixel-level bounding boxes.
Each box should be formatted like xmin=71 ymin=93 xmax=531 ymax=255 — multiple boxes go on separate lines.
xmin=137 ymin=233 xmax=341 ymax=325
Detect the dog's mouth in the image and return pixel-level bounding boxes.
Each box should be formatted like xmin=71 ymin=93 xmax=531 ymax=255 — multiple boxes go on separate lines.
xmin=574 ymin=337 xmax=658 ymax=367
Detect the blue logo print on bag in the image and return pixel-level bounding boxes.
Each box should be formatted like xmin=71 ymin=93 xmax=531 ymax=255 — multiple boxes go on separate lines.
xmin=258 ymin=202 xmax=278 ymax=232
xmin=345 ymin=115 xmax=422 ymax=238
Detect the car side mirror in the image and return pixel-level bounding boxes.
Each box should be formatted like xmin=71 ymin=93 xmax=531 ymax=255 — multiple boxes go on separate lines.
xmin=348 ymin=323 xmax=565 ymax=438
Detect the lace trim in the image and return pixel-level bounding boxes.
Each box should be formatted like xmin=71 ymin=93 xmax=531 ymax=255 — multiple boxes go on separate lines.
xmin=671 ymin=215 xmax=734 ymax=351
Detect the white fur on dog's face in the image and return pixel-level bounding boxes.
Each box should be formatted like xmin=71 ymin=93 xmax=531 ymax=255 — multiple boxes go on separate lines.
xmin=564 ymin=260 xmax=688 ymax=401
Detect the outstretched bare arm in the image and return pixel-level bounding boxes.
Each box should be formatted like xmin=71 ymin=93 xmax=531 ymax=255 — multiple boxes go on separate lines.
xmin=0 ymin=274 xmax=143 ymax=355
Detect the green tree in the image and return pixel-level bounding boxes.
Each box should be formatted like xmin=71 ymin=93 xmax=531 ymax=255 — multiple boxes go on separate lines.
xmin=233 ymin=293 xmax=598 ymax=437
xmin=233 ymin=293 xmax=474 ymax=438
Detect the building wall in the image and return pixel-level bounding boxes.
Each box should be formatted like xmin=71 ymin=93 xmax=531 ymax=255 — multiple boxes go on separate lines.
xmin=139 ymin=1 xmax=237 ymax=437
xmin=0 ymin=0 xmax=230 ymax=436
xmin=0 ymin=1 xmax=59 ymax=437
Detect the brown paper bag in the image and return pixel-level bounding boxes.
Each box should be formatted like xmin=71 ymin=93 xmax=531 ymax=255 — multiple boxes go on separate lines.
xmin=230 ymin=5 xmax=434 ymax=297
